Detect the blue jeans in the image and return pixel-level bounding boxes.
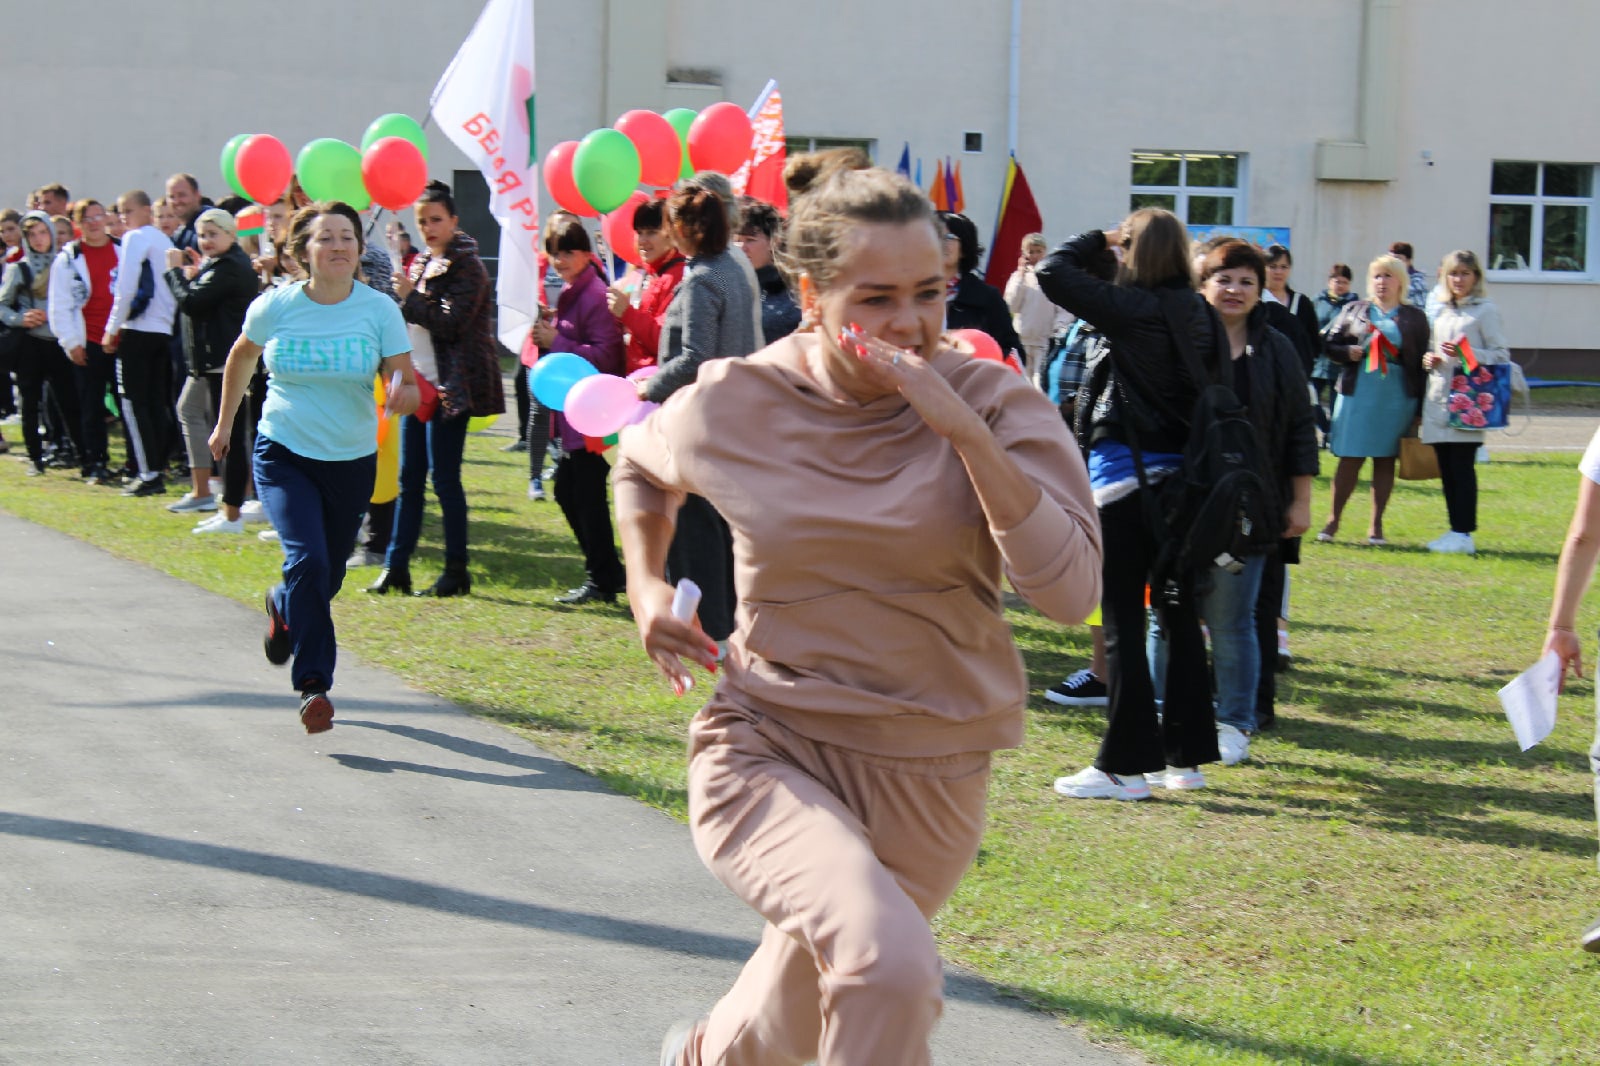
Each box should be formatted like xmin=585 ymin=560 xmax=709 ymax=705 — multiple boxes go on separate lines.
xmin=1149 ymin=553 xmax=1268 ymax=735
xmin=386 ymin=410 xmax=470 ymax=569
xmin=253 ymin=436 xmax=376 ymax=693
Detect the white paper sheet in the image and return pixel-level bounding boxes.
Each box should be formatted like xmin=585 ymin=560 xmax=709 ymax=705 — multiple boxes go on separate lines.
xmin=1497 ymin=650 xmax=1562 ymax=751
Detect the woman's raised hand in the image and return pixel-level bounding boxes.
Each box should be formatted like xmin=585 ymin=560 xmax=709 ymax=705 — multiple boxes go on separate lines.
xmin=850 ymin=333 xmax=983 ymax=442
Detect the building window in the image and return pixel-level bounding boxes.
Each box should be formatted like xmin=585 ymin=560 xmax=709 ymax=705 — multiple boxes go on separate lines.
xmin=1488 ymin=161 xmax=1595 ymax=276
xmin=786 ymin=136 xmax=875 ymax=161
xmin=1130 ymin=151 xmax=1244 ymax=225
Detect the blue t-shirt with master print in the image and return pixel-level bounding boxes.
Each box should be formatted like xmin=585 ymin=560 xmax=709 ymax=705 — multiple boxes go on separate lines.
xmin=245 ymin=281 xmax=410 ymax=461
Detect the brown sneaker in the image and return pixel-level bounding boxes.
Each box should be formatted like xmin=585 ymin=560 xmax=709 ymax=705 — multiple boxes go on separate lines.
xmin=299 ymin=690 xmax=334 ymax=734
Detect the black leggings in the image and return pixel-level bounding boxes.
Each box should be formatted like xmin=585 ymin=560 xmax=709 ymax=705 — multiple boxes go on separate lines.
xmin=13 ymin=334 xmax=82 ymax=466
xmin=1432 ymin=441 xmax=1480 ymax=534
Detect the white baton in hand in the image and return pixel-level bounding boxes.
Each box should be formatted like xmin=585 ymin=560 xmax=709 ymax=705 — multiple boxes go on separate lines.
xmin=382 ymin=369 xmax=403 ymax=420
xmin=671 ymin=579 xmax=703 ymax=693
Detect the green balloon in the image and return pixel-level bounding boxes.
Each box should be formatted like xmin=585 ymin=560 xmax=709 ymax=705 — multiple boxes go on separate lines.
xmin=296 ymin=138 xmax=371 ymax=210
xmin=572 ymin=128 xmax=642 ymax=214
xmin=219 ymin=134 xmax=251 ymax=200
xmin=361 ymin=113 xmax=429 ymax=161
xmin=663 ymin=108 xmax=697 ymax=180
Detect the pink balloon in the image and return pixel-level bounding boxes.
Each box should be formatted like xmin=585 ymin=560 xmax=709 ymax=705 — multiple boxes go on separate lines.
xmin=564 ymin=374 xmax=642 ymax=437
xmin=544 ymin=140 xmax=599 ymax=218
xmin=601 ymin=191 xmax=650 ymax=268
xmin=687 ymin=102 xmax=755 ymax=175
xmin=625 ymin=365 xmax=659 ymax=383
xmin=624 ymin=400 xmax=660 ymax=426
xmin=615 ymin=110 xmax=682 ymax=187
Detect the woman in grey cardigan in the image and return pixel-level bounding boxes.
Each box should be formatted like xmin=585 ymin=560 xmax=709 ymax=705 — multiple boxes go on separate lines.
xmin=638 ymin=179 xmax=761 ymax=645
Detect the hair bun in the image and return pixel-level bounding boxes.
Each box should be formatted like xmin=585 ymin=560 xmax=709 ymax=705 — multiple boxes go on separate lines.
xmin=424 ymin=179 xmax=451 ymax=194
xmin=784 ymin=147 xmax=872 ymax=198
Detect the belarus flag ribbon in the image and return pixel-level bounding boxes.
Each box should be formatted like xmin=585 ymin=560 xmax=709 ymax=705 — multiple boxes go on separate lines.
xmin=429 ymin=0 xmax=538 ymax=350
xmin=732 ymin=79 xmax=786 ymax=211
xmin=1367 ymin=329 xmax=1397 ymax=376
xmin=1455 ymin=336 xmax=1480 ymax=372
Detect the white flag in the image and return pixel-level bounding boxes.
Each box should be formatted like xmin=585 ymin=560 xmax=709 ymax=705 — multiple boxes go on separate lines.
xmin=429 ymin=0 xmax=539 ymax=350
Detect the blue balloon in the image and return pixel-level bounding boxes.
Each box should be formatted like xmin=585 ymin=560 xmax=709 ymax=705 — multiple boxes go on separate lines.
xmin=529 ymin=353 xmax=599 ymax=411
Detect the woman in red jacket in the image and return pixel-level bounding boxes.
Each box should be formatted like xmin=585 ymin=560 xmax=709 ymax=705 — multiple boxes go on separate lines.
xmin=607 ymin=197 xmax=684 ymax=375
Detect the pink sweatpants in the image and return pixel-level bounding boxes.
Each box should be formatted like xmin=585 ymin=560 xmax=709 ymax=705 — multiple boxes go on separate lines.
xmin=674 ymin=700 xmax=991 ymax=1066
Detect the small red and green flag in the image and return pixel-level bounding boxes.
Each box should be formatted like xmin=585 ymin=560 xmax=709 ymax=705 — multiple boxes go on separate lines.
xmin=235 ymin=205 xmax=265 ymax=238
xmin=1456 ymin=336 xmax=1480 ymax=371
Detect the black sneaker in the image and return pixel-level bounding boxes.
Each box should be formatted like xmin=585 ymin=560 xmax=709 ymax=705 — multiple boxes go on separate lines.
xmin=263 ymin=590 xmax=291 ymax=665
xmin=299 ymin=689 xmax=334 ymax=734
xmin=1583 ymin=915 xmax=1600 ymax=954
xmin=1045 ymin=669 xmax=1109 ymax=707
xmin=555 ymin=582 xmax=617 ymax=605
xmin=121 ymin=475 xmax=167 ymax=497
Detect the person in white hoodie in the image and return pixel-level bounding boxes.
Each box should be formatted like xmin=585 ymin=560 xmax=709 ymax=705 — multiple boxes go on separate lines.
xmin=1004 ymin=232 xmax=1071 ymax=380
xmin=103 ymin=189 xmax=177 ymax=496
xmin=0 ymin=211 xmax=82 ymax=474
xmin=48 ymin=198 xmax=122 ymax=483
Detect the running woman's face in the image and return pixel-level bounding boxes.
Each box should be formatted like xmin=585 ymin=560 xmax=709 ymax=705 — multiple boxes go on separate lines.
xmin=304 ymin=213 xmax=360 ymax=282
xmin=811 ymin=219 xmax=946 ymax=360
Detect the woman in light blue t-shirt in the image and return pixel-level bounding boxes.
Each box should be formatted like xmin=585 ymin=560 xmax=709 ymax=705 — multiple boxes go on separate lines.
xmin=210 ymin=202 xmax=420 ymax=734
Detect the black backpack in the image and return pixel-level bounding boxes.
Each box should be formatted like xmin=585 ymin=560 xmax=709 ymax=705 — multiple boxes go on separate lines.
xmin=1126 ymin=291 xmax=1280 ymax=605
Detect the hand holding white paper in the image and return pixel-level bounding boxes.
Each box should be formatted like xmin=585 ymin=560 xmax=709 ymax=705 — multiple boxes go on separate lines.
xmin=382 ymin=370 xmax=403 ymax=420
xmin=671 ymin=579 xmax=703 ymax=693
xmin=1497 ymin=650 xmax=1561 ymax=751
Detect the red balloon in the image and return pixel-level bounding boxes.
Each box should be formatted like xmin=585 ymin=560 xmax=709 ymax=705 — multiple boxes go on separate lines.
xmin=615 ymin=110 xmax=682 ymax=188
xmin=687 ymin=102 xmax=754 ymax=175
xmin=235 ymin=134 xmax=293 ymax=205
xmin=601 ymin=191 xmax=650 ymax=268
xmin=950 ymin=328 xmax=1002 ymax=361
xmin=544 ymin=140 xmax=599 ymax=218
xmin=361 ymin=137 xmax=429 ymax=212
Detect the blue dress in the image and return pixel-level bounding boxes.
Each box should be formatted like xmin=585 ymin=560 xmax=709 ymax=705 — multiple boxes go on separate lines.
xmin=1329 ymin=359 xmax=1415 ymax=458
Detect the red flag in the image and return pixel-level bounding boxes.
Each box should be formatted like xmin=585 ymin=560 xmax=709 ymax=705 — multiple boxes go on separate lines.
xmin=930 ymin=159 xmax=949 ymax=211
xmin=732 ymin=79 xmax=787 ymax=211
xmin=984 ymin=155 xmax=1044 ymax=289
xmin=951 ymin=159 xmax=966 ymax=213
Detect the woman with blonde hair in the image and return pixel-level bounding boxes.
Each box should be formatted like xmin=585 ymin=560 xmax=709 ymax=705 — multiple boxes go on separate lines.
xmin=1318 ymin=255 xmax=1428 ymax=545
xmin=621 ymin=154 xmax=1099 ymax=1064
xmin=1420 ymin=250 xmax=1510 ymax=555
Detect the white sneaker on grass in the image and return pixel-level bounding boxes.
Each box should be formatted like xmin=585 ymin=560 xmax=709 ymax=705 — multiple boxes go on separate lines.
xmin=1053 ymin=766 xmax=1151 ymax=800
xmin=239 ymin=500 xmax=269 ymax=523
xmin=167 ymin=492 xmax=218 ymax=513
xmin=1153 ymin=766 xmax=1206 ymax=790
xmin=1428 ymin=531 xmax=1476 ymax=555
xmin=1217 ymin=723 xmax=1251 ymax=766
xmin=193 ymin=515 xmax=245 ymax=534
xmin=258 ymin=528 xmax=279 ymax=542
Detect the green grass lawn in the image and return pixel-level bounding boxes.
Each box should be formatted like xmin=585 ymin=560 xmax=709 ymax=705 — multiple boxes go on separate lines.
xmin=4 ymin=433 xmax=1599 ymax=1065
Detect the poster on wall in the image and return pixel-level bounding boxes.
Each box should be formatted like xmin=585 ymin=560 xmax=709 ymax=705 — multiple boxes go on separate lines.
xmin=1188 ymin=224 xmax=1291 ymax=251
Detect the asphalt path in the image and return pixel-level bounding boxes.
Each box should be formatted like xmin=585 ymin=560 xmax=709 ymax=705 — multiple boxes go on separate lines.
xmin=0 ymin=510 xmax=1134 ymax=1066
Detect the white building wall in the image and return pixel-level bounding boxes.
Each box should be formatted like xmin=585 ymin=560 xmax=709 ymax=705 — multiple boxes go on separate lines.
xmin=4 ymin=0 xmax=1597 ymax=355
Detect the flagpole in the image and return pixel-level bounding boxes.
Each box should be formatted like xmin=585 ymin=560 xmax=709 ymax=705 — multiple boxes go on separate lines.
xmin=1007 ymin=0 xmax=1021 ymax=156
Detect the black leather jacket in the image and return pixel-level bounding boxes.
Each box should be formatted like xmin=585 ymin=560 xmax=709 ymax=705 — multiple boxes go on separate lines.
xmin=165 ymin=243 xmax=257 ymax=374
xmin=1037 ymin=230 xmax=1225 ymax=454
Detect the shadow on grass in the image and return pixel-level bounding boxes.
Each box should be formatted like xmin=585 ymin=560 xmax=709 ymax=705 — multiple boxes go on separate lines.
xmin=1009 ymin=987 xmax=1413 ymax=1066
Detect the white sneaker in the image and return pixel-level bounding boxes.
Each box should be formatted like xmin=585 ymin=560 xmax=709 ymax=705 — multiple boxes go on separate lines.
xmin=1428 ymin=531 xmax=1476 ymax=555
xmin=1217 ymin=723 xmax=1251 ymax=766
xmin=167 ymin=492 xmax=218 ymax=513
xmin=193 ymin=515 xmax=245 ymax=534
xmin=1154 ymin=766 xmax=1207 ymax=790
xmin=257 ymin=528 xmax=280 ymax=542
xmin=239 ymin=500 xmax=270 ymax=523
xmin=1053 ymin=766 xmax=1151 ymax=800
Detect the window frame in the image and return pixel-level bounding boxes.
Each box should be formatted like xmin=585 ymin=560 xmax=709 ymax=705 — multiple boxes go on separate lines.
xmin=1486 ymin=160 xmax=1599 ymax=283
xmin=1129 ymin=150 xmax=1248 ymax=226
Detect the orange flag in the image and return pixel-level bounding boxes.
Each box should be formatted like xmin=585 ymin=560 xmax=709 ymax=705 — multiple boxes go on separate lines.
xmin=930 ymin=159 xmax=949 ymax=211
